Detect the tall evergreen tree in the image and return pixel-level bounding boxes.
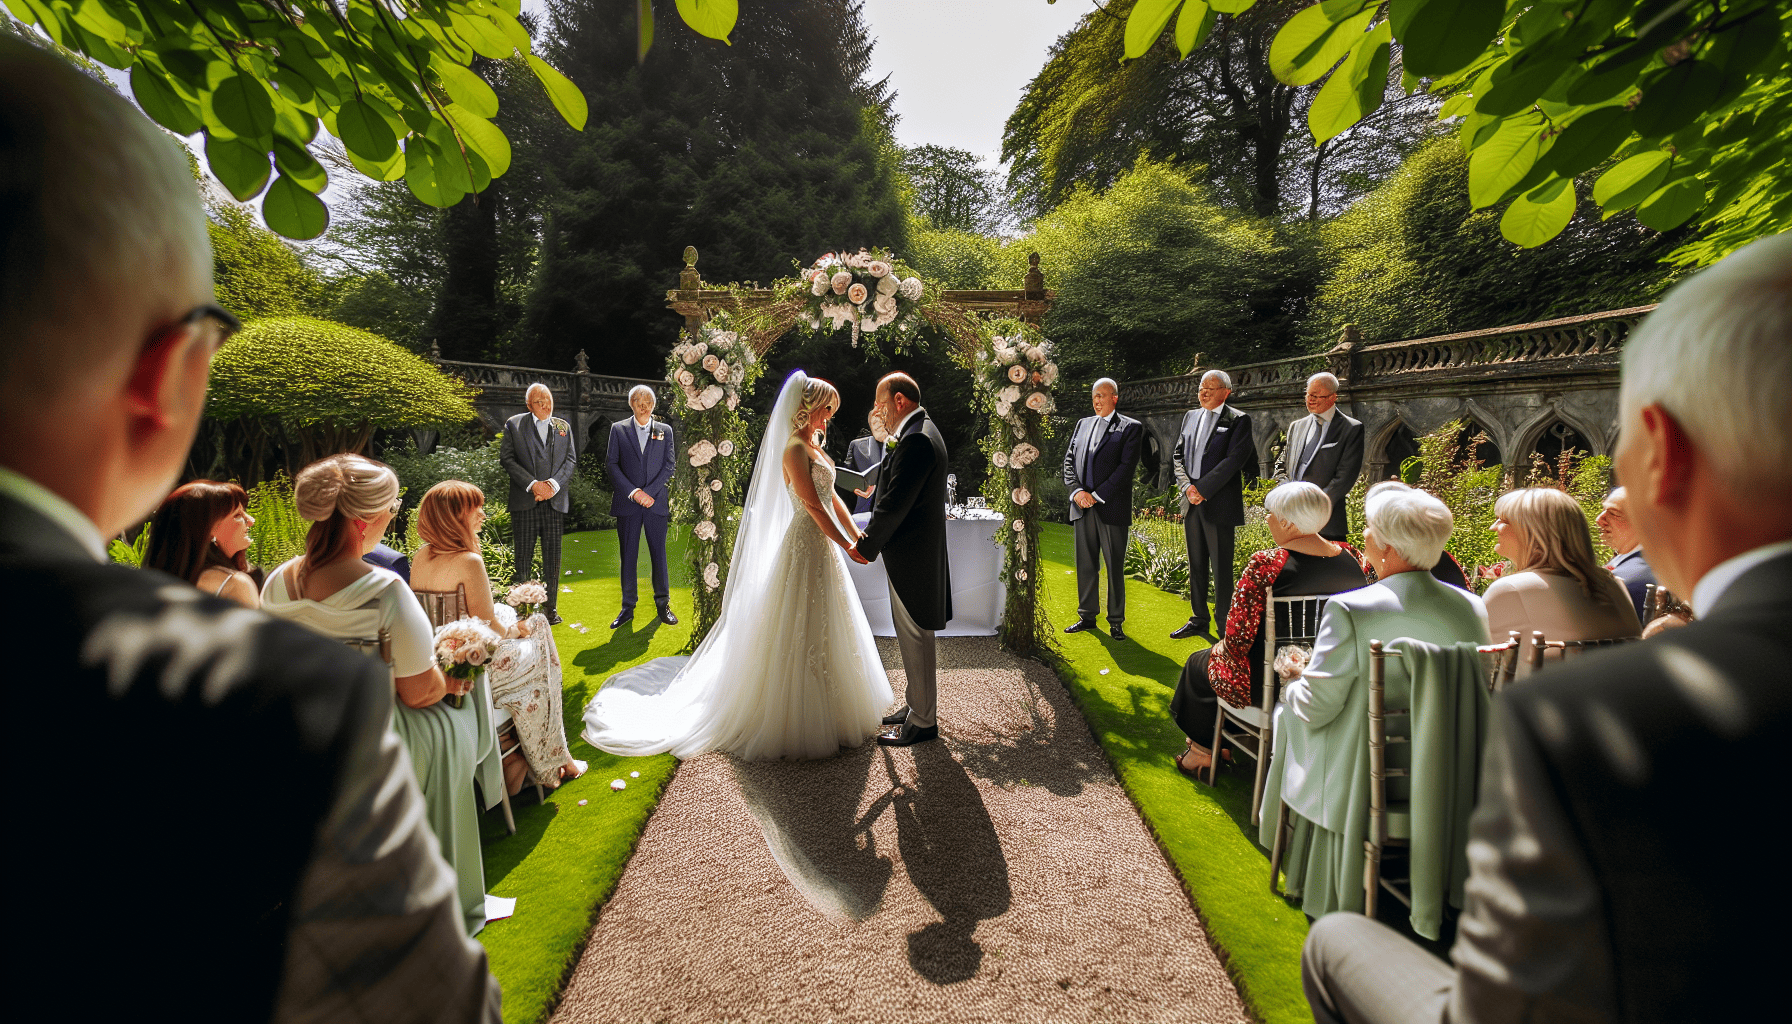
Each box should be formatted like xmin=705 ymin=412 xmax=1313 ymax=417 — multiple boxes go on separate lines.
xmin=522 ymin=0 xmax=907 ymax=378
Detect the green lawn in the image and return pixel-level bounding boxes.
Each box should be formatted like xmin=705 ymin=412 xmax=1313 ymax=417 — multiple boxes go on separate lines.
xmin=1038 ymin=522 xmax=1312 ymax=1024
xmin=476 ymin=530 xmax=691 ymax=1024
xmin=479 ymin=524 xmax=1309 ymax=1024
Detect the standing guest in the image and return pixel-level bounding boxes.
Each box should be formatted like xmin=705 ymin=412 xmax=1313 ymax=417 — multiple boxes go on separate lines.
xmin=0 ymin=38 xmax=499 ymax=1021
xmin=501 ymin=382 xmax=575 ymax=625
xmin=364 ymin=538 xmax=411 ymax=583
xmin=1298 ymin=231 xmax=1792 ymax=1024
xmin=605 ymin=383 xmax=676 ymax=629
xmin=842 ymin=408 xmax=887 ymax=514
xmin=1597 ymin=485 xmax=1656 ymax=623
xmin=1170 ymin=482 xmax=1365 ymax=774
xmin=1274 ymin=372 xmax=1364 ymax=540
xmin=1484 ymin=486 xmax=1641 ymax=649
xmin=142 ymin=479 xmax=259 ymax=608
xmin=411 ymin=480 xmax=586 ymax=793
xmin=1061 ymin=377 xmax=1143 ymax=639
xmin=1171 ymin=370 xmax=1255 ymax=640
xmin=261 ymin=455 xmax=489 ymax=938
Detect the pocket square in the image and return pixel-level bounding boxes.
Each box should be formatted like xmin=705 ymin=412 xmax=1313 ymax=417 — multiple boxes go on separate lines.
xmin=1320 ymin=441 xmax=1338 ymax=448
xmin=1214 ymin=426 xmax=1230 ymax=433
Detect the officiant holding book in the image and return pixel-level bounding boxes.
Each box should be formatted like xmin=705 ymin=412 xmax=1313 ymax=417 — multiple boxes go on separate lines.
xmin=839 ymin=408 xmax=888 ymax=514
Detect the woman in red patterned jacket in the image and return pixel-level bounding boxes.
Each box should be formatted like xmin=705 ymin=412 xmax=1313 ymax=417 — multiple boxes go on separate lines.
xmin=1171 ymin=481 xmax=1368 ymax=775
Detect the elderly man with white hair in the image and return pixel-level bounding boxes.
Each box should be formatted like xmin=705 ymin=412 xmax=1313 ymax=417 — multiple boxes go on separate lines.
xmin=1300 ymin=233 xmax=1792 ymax=1024
xmin=1273 ymin=371 xmax=1364 ymax=540
xmin=1171 ymin=369 xmax=1256 ymax=640
xmin=1257 ymin=484 xmax=1488 ymax=923
xmin=605 ymin=383 xmax=676 ymax=628
xmin=1061 ymin=377 xmax=1143 ymax=638
xmin=500 ymin=381 xmax=578 ymax=623
xmin=0 ymin=35 xmax=500 ymax=1021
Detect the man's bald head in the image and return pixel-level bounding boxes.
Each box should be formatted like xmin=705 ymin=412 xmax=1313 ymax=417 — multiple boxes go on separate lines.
xmin=1 ymin=35 xmax=212 ymax=412
xmin=873 ymin=372 xmax=920 ymax=434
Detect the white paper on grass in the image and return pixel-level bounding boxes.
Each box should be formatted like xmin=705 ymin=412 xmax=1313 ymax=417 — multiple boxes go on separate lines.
xmin=485 ymin=894 xmax=517 ymax=922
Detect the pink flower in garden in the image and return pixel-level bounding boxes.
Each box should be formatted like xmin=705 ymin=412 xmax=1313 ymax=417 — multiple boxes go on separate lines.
xmin=847 ymin=282 xmax=869 ymax=304
xmin=831 ymin=271 xmax=852 ymax=294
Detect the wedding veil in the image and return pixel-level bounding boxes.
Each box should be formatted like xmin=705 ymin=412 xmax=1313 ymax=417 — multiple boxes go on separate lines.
xmin=702 ymin=368 xmax=809 ymax=644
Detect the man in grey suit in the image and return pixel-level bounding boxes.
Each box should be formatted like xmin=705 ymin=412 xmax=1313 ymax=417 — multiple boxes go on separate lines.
xmin=1274 ymin=372 xmax=1364 ymax=540
xmin=1062 ymin=378 xmax=1143 ymax=639
xmin=1298 ymin=233 xmax=1791 ymax=1024
xmin=839 ymin=409 xmax=887 ymax=514
xmin=499 ymin=383 xmax=576 ymax=624
xmin=2 ymin=39 xmax=499 ymax=1021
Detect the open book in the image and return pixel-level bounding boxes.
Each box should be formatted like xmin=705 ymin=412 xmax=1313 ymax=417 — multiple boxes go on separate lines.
xmin=835 ymin=461 xmax=879 ymax=493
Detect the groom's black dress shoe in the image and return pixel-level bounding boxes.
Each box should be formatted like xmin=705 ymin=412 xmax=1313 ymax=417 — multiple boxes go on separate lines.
xmin=1064 ymin=620 xmax=1097 ymax=634
xmin=610 ymin=611 xmax=632 ymax=629
xmin=882 ymin=706 xmax=911 ymax=726
xmin=546 ymin=613 xmax=564 ymax=626
xmin=877 ymin=722 xmax=938 ymax=747
xmin=657 ymin=607 xmax=679 ymax=625
xmin=1109 ymin=625 xmax=1128 ymax=642
xmin=1170 ymin=620 xmax=1208 ymax=640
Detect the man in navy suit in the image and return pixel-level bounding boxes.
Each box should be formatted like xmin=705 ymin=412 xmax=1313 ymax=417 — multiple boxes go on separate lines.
xmin=1596 ymin=485 xmax=1656 ymax=623
xmin=1170 ymin=370 xmax=1254 ymax=641
xmin=606 ymin=384 xmax=676 ymax=628
xmin=1062 ymin=378 xmax=1143 ymax=639
xmin=500 ymin=383 xmax=577 ymax=624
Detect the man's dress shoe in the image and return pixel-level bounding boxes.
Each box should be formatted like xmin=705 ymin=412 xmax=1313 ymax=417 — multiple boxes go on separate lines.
xmin=882 ymin=706 xmax=911 ymax=726
xmin=877 ymin=722 xmax=939 ymax=747
xmin=546 ymin=613 xmax=563 ymax=626
xmin=657 ymin=607 xmax=679 ymax=625
xmin=1109 ymin=625 xmax=1128 ymax=642
xmin=610 ymin=611 xmax=631 ymax=629
xmin=1064 ymin=620 xmax=1096 ymax=634
xmin=1170 ymin=620 xmax=1208 ymax=640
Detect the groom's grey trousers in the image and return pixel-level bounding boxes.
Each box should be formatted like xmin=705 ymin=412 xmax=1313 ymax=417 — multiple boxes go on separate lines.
xmin=888 ymin=581 xmax=937 ymax=729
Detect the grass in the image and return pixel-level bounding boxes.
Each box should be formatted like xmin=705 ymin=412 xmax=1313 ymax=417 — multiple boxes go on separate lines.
xmin=1038 ymin=522 xmax=1312 ymax=1024
xmin=476 ymin=529 xmax=692 ymax=1024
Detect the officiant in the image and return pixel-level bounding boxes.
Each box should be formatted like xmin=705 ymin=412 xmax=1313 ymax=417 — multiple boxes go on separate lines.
xmin=838 ymin=408 xmax=888 ymax=514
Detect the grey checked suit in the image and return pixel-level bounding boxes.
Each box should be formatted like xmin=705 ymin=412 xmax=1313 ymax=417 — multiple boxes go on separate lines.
xmin=499 ymin=412 xmax=576 ymax=615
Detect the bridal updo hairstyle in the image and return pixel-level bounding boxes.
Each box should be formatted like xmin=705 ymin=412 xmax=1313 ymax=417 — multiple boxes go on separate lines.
xmin=791 ymin=377 xmax=841 ymax=446
xmin=143 ymin=479 xmax=250 ymax=584
xmin=293 ymin=454 xmax=400 ymax=583
xmin=1493 ymin=486 xmax=1613 ymax=604
xmin=417 ymin=479 xmax=485 ymax=555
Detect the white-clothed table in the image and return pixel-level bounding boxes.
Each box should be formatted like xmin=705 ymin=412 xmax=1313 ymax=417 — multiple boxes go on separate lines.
xmin=848 ymin=509 xmax=1006 ymax=637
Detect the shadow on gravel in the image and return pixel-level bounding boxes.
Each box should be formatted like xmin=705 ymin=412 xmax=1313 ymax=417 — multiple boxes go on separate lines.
xmin=895 ymin=744 xmax=1012 ymax=986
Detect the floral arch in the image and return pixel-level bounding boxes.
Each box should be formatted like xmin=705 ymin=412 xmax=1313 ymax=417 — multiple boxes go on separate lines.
xmin=662 ymin=246 xmax=1059 ymax=658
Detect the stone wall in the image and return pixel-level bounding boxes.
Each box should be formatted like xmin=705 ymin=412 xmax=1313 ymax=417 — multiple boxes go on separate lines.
xmin=423 ymin=348 xmax=665 ymax=459
xmin=1122 ymin=306 xmax=1653 ymax=488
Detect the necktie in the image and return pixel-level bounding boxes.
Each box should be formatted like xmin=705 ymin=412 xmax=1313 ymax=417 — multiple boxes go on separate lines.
xmin=1298 ymin=416 xmax=1326 ymax=477
xmin=1193 ymin=410 xmax=1215 ymax=478
xmin=638 ymin=422 xmax=649 ymax=453
xmin=1086 ymin=417 xmax=1109 ymax=487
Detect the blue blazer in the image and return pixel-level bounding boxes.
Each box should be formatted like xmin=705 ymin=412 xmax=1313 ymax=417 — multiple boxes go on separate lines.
xmin=607 ymin=417 xmax=674 ymax=519
xmin=1061 ymin=413 xmax=1143 ymax=526
xmin=1607 ymin=547 xmax=1656 ymax=623
xmin=362 ymin=542 xmax=410 ymax=584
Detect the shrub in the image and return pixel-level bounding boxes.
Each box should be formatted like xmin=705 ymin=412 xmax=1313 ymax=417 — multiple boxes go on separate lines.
xmin=245 ymin=472 xmax=310 ymax=570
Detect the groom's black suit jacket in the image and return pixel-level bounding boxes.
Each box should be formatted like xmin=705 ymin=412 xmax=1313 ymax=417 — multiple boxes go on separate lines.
xmin=1 ymin=493 xmax=499 ymax=1022
xmin=856 ymin=408 xmax=952 ymax=630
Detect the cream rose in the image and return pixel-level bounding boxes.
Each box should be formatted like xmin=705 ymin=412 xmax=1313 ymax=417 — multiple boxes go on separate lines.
xmin=717 ymin=440 xmax=734 ymax=456
xmin=1042 ymin=362 xmax=1059 ymax=384
xmin=713 ymin=360 xmax=730 ymax=382
xmin=1026 ymin=391 xmax=1050 ymax=413
xmin=811 ymin=275 xmax=829 ymax=297
xmin=995 ymin=401 xmax=1011 ymax=418
xmin=702 ymin=354 xmax=720 ymax=372
xmin=703 ymin=562 xmax=720 ymax=589
xmin=1011 ymin=487 xmax=1031 ymax=506
xmin=999 ymin=384 xmax=1020 ymax=404
xmin=847 ymin=282 xmax=869 ymax=304
xmin=688 ymin=440 xmax=716 ymax=466
xmin=698 ymin=384 xmax=725 ymax=409
xmin=1006 ymin=364 xmax=1027 ymax=384
xmin=876 ymin=274 xmax=899 ymax=296
xmin=676 ymin=368 xmax=694 ymax=387
xmin=694 ymin=520 xmax=717 ymax=541
xmin=682 ymin=346 xmax=702 ymax=365
xmin=993 ymin=451 xmax=1009 ymax=468
xmin=830 ymin=271 xmax=852 ymax=294
xmin=709 ymin=478 xmax=723 ymax=491
xmin=873 ymin=293 xmax=897 ymax=315
xmin=867 ymin=260 xmax=890 ymax=277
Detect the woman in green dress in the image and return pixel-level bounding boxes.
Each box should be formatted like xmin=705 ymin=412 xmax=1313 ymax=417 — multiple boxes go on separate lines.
xmin=260 ymin=453 xmax=488 ymax=936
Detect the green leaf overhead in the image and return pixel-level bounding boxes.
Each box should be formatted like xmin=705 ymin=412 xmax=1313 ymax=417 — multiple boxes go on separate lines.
xmin=1398 ymin=0 xmax=1507 ymax=78
xmin=1125 ymin=0 xmax=1184 ymax=59
xmin=1174 ymin=1 xmax=1218 ymax=59
xmin=21 ymin=0 xmax=740 ymax=238
xmin=1500 ymin=177 xmax=1577 ymax=247
xmin=1269 ymin=3 xmax=1379 ymax=86
xmin=261 ymin=173 xmax=330 ymax=240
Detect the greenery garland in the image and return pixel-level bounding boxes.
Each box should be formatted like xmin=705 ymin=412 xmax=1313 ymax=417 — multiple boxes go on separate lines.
xmin=665 ymin=312 xmax=767 ymax=650
xmin=971 ymin=318 xmax=1060 ymax=658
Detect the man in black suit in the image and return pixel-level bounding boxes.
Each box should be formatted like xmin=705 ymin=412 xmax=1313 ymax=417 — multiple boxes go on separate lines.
xmin=839 ymin=409 xmax=887 ymax=515
xmin=851 ymin=373 xmax=951 ymax=748
xmin=0 ymin=39 xmax=498 ymax=1022
xmin=1300 ymin=232 xmax=1792 ymax=1024
xmin=1596 ymin=485 xmax=1656 ymax=624
xmin=1062 ymin=377 xmax=1143 ymax=639
xmin=1273 ymin=371 xmax=1363 ymax=540
xmin=500 ymin=382 xmax=577 ymax=624
xmin=605 ymin=384 xmax=676 ymax=628
xmin=1170 ymin=370 xmax=1254 ymax=641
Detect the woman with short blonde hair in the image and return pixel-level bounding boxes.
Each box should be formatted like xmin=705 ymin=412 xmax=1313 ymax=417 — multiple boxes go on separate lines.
xmin=1484 ymin=486 xmax=1640 ymax=649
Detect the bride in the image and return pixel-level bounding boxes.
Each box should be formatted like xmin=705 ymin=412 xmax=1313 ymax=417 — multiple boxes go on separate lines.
xmin=582 ymin=371 xmax=893 ymax=760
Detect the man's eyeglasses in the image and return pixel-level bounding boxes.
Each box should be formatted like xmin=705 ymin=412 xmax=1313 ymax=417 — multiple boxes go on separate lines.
xmin=176 ymin=303 xmax=242 ymax=349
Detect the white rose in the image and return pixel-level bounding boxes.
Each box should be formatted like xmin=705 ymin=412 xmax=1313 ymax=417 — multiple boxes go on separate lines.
xmin=1042 ymin=362 xmax=1059 ymax=384
xmin=710 ymin=478 xmax=723 ymax=491
xmin=688 ymin=440 xmax=716 ymax=466
xmin=868 ymin=260 xmax=890 ymax=277
xmin=811 ymin=276 xmax=828 ymax=296
xmin=1026 ymin=345 xmax=1044 ymax=363
xmin=876 ymin=274 xmax=899 ymax=296
xmin=682 ymin=346 xmax=702 ymax=365
xmin=830 ymin=271 xmax=852 ymax=294
xmin=898 ymin=277 xmax=922 ymax=300
xmin=873 ymin=293 xmax=897 ymax=315
xmin=712 ymin=360 xmax=729 ymax=382
xmin=1012 ymin=519 xmax=1025 ymax=533
xmin=1016 ymin=569 xmax=1028 ymax=581
xmin=1025 ymin=391 xmax=1049 ymax=412
xmin=731 ymin=363 xmax=745 ymax=385
xmin=1011 ymin=487 xmax=1031 ymax=506
xmin=995 ymin=401 xmax=1011 ymax=418
xmin=860 ymin=316 xmax=880 ymax=333
xmin=717 ymin=440 xmax=734 ymax=456
xmin=875 ymin=305 xmax=897 ymax=326
xmin=703 ymin=562 xmax=721 ymax=589
xmin=1000 ymin=385 xmax=1020 ymax=404
xmin=699 ymin=384 xmax=725 ymax=409
xmin=676 ymin=368 xmax=694 ymax=387
xmin=993 ymin=451 xmax=1009 ymax=468
xmin=719 ymin=331 xmax=738 ymax=345
xmin=997 ymin=345 xmax=1019 ymax=365
xmin=694 ymin=520 xmax=717 ymax=541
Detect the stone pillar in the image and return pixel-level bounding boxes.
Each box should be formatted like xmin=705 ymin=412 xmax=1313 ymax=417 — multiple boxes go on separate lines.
xmin=679 ymin=246 xmax=704 ymax=343
xmin=1020 ymin=252 xmax=1047 ymax=326
xmin=571 ymin=350 xmax=589 ymax=452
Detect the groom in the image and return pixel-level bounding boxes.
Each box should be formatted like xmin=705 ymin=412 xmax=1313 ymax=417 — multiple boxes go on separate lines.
xmin=850 ymin=373 xmax=951 ymax=747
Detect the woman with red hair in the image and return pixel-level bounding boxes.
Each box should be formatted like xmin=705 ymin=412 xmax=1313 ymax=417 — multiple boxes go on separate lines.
xmin=142 ymin=479 xmax=259 ymax=607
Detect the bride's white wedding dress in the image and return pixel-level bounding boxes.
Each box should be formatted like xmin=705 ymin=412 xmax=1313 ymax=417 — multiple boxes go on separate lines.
xmin=582 ymin=372 xmax=892 ymax=761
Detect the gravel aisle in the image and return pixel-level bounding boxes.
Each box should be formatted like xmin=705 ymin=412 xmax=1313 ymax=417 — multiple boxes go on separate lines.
xmin=550 ymin=637 xmax=1248 ymax=1023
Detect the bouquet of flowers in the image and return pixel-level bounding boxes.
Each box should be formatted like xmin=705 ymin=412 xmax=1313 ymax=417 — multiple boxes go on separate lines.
xmin=433 ymin=617 xmax=501 ymax=709
xmin=787 ymin=247 xmax=925 ymax=346
xmin=505 ymin=580 xmax=548 ymax=617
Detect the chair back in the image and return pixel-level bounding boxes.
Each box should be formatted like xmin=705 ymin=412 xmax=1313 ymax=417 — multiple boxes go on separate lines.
xmin=1365 ymin=639 xmax=1406 ymax=865
xmin=1544 ymin=636 xmax=1640 ymax=658
xmin=414 ymin=582 xmax=471 ymax=630
xmin=1644 ymin=583 xmax=1694 ymax=622
xmin=338 ymin=597 xmax=393 ymax=664
xmin=1261 ymin=587 xmax=1329 ymax=711
xmin=1477 ymin=630 xmax=1523 ymax=693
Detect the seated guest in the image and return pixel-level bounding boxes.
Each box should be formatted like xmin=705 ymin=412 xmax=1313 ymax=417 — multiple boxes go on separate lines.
xmin=1365 ymin=482 xmax=1471 ymax=589
xmin=1171 ymin=482 xmax=1366 ymax=774
xmin=261 ymin=455 xmax=490 ymax=937
xmin=1 ymin=38 xmax=498 ymax=1020
xmin=1596 ymin=485 xmax=1655 ymax=623
xmin=1258 ymin=485 xmax=1488 ymax=921
xmin=142 ymin=479 xmax=260 ymax=607
xmin=1297 ymin=219 xmax=1792 ymax=1024
xmin=1484 ymin=486 xmax=1641 ymax=648
xmin=411 ymin=480 xmax=586 ymax=793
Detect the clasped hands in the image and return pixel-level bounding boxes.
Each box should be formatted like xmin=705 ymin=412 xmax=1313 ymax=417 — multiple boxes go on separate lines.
xmin=1073 ymin=490 xmax=1097 ymax=509
xmin=631 ymin=489 xmax=655 ymax=508
xmin=529 ymin=480 xmax=554 ymax=501
xmin=1185 ymin=484 xmax=1205 ymax=505
xmin=846 ymin=533 xmax=870 ymax=564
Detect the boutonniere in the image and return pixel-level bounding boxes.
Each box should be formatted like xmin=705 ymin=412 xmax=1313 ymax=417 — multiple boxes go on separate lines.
xmin=550 ymin=417 xmax=569 ymax=435
xmin=651 ymin=429 xmax=665 ymax=441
